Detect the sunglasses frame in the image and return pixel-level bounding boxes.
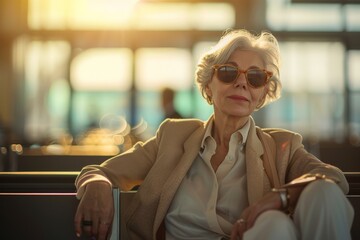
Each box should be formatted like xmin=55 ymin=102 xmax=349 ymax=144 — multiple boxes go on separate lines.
xmin=212 ymin=64 xmax=273 ymax=88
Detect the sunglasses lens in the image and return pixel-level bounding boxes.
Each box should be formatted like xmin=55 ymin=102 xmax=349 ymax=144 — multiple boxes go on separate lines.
xmin=217 ymin=66 xmax=238 ymax=83
xmin=247 ymin=69 xmax=267 ymax=87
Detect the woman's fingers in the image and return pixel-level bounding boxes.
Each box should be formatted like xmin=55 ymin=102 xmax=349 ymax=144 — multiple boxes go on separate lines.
xmin=74 ymin=209 xmax=83 ymax=237
xmin=94 ymin=206 xmax=114 ymax=240
xmin=244 ymin=209 xmax=259 ymax=230
xmin=81 ymin=211 xmax=94 ymax=236
xmin=91 ymin=213 xmax=100 ymax=236
xmin=98 ymin=220 xmax=112 ymax=240
xmin=82 ymin=219 xmax=93 ymax=236
xmin=230 ymin=218 xmax=247 ymax=240
xmin=230 ymin=191 xmax=286 ymax=240
xmin=74 ymin=182 xmax=113 ymax=239
xmin=75 ymin=216 xmax=112 ymax=240
xmin=74 ymin=202 xmax=93 ymax=236
xmin=241 ymin=191 xmax=282 ymax=230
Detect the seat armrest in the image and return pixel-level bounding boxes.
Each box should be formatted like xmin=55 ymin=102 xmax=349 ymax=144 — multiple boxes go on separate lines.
xmin=109 ymin=188 xmax=120 ymax=240
xmin=108 ymin=188 xmax=136 ymax=240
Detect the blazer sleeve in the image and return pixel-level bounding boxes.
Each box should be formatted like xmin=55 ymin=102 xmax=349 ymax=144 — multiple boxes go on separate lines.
xmin=75 ymin=118 xmax=204 ymax=199
xmin=285 ymin=133 xmax=349 ymax=194
xmin=75 ymin=124 xmax=161 ymax=198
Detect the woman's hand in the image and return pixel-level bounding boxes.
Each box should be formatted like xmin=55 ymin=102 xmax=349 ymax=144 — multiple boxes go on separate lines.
xmin=74 ymin=181 xmax=114 ymax=240
xmin=230 ymin=191 xmax=283 ymax=240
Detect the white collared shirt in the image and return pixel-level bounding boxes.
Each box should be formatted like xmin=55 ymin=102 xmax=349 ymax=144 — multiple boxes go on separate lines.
xmin=165 ymin=119 xmax=251 ymax=239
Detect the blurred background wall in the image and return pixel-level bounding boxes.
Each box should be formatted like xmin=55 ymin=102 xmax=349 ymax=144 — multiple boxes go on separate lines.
xmin=0 ymin=0 xmax=359 ymax=168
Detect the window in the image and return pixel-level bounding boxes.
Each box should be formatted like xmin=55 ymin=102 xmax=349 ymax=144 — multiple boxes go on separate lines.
xmin=23 ymin=0 xmax=236 ymax=142
xmin=265 ymin=0 xmax=359 ymax=141
xmin=70 ymin=48 xmax=133 ymax=135
xmin=19 ymin=40 xmax=71 ymax=142
xmin=15 ymin=0 xmax=358 ymax=144
xmin=135 ymin=48 xmax=193 ymax=131
xmin=349 ymin=50 xmax=360 ymax=140
xmin=349 ymin=50 xmax=360 ymax=90
xmin=279 ymin=42 xmax=344 ymax=93
xmin=345 ymin=5 xmax=360 ymax=31
xmin=71 ymin=48 xmax=133 ymax=91
xmin=263 ymin=41 xmax=346 ymax=140
xmin=266 ymin=0 xmax=343 ymax=31
xmin=28 ymin=0 xmax=235 ymax=30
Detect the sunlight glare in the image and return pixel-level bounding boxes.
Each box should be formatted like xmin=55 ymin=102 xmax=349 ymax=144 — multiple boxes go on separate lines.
xmin=70 ymin=0 xmax=139 ymax=29
xmin=71 ymin=48 xmax=133 ymax=91
xmin=29 ymin=0 xmax=140 ymax=29
xmin=135 ymin=48 xmax=193 ymax=91
xmin=280 ymin=42 xmax=344 ymax=93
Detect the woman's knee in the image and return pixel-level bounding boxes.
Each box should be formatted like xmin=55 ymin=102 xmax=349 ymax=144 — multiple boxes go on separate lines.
xmin=299 ymin=179 xmax=345 ymax=207
xmin=295 ymin=179 xmax=354 ymax=223
xmin=294 ymin=180 xmax=354 ymax=240
xmin=256 ymin=210 xmax=292 ymax=228
xmin=245 ymin=210 xmax=297 ymax=240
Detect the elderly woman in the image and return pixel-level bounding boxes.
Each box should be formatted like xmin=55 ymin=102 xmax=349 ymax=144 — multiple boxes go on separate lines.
xmin=74 ymin=29 xmax=354 ymax=240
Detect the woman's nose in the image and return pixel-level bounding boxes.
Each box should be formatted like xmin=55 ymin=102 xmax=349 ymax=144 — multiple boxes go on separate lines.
xmin=233 ymin=72 xmax=247 ymax=88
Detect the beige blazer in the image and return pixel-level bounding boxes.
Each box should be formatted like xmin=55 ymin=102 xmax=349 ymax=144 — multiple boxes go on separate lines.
xmin=76 ymin=117 xmax=348 ymax=240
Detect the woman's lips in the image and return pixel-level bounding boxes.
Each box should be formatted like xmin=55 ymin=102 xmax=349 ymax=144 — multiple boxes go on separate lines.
xmin=228 ymin=95 xmax=249 ymax=101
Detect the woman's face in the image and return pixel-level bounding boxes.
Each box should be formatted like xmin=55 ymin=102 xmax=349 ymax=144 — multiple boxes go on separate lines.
xmin=206 ymin=49 xmax=269 ymax=119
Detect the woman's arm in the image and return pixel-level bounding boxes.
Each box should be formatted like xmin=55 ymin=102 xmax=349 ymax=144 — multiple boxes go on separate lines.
xmin=231 ymin=131 xmax=349 ymax=240
xmin=286 ymin=145 xmax=349 ymax=194
xmin=74 ymin=124 xmax=162 ymax=239
xmin=75 ymin=132 xmax=160 ymax=198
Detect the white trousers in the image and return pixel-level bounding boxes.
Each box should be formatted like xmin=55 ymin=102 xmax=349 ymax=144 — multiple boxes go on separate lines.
xmin=244 ymin=180 xmax=354 ymax=240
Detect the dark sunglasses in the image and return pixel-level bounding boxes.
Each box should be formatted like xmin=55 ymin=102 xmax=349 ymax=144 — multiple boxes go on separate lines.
xmin=212 ymin=64 xmax=273 ymax=88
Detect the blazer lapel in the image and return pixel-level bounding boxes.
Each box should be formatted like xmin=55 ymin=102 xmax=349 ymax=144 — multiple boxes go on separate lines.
xmin=245 ymin=118 xmax=265 ymax=204
xmin=153 ymin=123 xmax=206 ymax=233
xmin=153 ymin=116 xmax=269 ymax=234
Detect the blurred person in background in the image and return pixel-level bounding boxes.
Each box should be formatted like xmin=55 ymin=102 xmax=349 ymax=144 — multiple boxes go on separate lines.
xmin=74 ymin=29 xmax=354 ymax=240
xmin=161 ymin=87 xmax=183 ymax=120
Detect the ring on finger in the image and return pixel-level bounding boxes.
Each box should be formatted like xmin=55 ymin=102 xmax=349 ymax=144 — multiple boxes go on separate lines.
xmin=238 ymin=218 xmax=247 ymax=224
xmin=82 ymin=220 xmax=93 ymax=226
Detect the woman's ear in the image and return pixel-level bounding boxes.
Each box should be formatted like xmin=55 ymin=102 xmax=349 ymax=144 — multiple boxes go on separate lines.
xmin=204 ymin=85 xmax=213 ymax=104
xmin=205 ymin=85 xmax=212 ymax=98
xmin=257 ymin=86 xmax=269 ymax=108
xmin=262 ymin=84 xmax=270 ymax=97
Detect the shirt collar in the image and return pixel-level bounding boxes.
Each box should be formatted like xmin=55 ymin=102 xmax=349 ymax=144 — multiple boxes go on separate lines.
xmin=201 ymin=116 xmax=251 ymax=149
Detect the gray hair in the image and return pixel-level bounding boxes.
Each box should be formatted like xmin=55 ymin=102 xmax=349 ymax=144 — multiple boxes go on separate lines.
xmin=195 ymin=29 xmax=282 ymax=109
